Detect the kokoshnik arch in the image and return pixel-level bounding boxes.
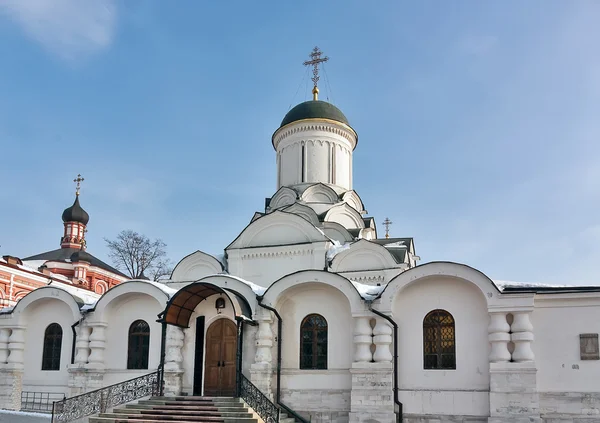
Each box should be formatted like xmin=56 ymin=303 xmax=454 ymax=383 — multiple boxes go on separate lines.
xmin=1 ymin=48 xmax=600 ymax=423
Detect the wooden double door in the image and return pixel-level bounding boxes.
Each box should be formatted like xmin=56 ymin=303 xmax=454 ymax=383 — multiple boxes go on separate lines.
xmin=201 ymin=318 xmax=237 ymax=397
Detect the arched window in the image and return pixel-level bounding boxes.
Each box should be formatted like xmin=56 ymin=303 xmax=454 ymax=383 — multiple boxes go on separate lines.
xmin=127 ymin=320 xmax=150 ymax=370
xmin=42 ymin=323 xmax=63 ymax=371
xmin=300 ymin=314 xmax=327 ymax=370
xmin=423 ymin=309 xmax=456 ymax=370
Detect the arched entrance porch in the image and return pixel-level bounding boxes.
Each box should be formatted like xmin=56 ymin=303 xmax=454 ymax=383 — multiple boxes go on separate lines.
xmin=158 ymin=281 xmax=255 ymax=397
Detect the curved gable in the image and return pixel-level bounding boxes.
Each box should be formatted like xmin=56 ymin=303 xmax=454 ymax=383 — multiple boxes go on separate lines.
xmin=10 ymin=286 xmax=83 ymax=323
xmin=261 ymin=270 xmax=366 ymax=314
xmin=322 ymin=222 xmax=355 ymax=243
xmin=330 ymin=239 xmax=399 ymax=272
xmin=88 ymin=280 xmax=172 ymax=322
xmin=324 ymin=203 xmax=365 ymax=229
xmin=378 ymin=261 xmax=506 ymax=313
xmin=227 ymin=210 xmax=327 ymax=250
xmin=283 ymin=202 xmax=321 ymax=227
xmin=171 ymin=250 xmax=224 ymax=282
xmin=301 ymin=183 xmax=339 ymax=204
xmin=269 ymin=186 xmax=297 ymax=210
xmin=342 ymin=190 xmax=365 ymax=213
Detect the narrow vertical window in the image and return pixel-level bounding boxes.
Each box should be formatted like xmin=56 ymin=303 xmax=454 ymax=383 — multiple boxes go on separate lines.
xmin=42 ymin=323 xmax=63 ymax=371
xmin=127 ymin=320 xmax=150 ymax=369
xmin=300 ymin=314 xmax=327 ymax=369
xmin=301 ymin=144 xmax=305 ymax=183
xmin=423 ymin=309 xmax=456 ymax=369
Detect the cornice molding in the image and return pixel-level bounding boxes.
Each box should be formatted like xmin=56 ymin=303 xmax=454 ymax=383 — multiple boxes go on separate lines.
xmin=273 ymin=119 xmax=357 ymax=149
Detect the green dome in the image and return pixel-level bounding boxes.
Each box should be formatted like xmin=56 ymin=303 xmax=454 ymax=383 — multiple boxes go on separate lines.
xmin=280 ymin=100 xmax=349 ymax=127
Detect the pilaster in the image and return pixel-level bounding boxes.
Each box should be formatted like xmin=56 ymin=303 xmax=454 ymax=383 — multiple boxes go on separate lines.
xmin=353 ymin=317 xmax=372 ymax=363
xmin=372 ymin=318 xmax=393 ymax=363
xmin=349 ymin=362 xmax=395 ymax=423
xmin=250 ymin=308 xmax=274 ymax=399
xmin=163 ymin=325 xmax=185 ymax=396
xmin=0 ymin=368 xmax=23 ymax=410
xmin=488 ymin=312 xmax=511 ymax=363
xmin=67 ymin=368 xmax=105 ymax=397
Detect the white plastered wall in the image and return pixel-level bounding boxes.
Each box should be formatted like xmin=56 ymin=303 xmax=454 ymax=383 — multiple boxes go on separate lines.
xmin=102 ymin=293 xmax=164 ymax=385
xmin=22 ymin=298 xmax=76 ymax=394
xmin=533 ymin=294 xmax=600 ymax=392
xmin=392 ymin=276 xmax=490 ymax=417
xmin=275 ymin=283 xmax=353 ymax=392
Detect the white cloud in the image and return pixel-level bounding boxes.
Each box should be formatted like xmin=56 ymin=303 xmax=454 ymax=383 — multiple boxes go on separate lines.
xmin=0 ymin=0 xmax=116 ymax=60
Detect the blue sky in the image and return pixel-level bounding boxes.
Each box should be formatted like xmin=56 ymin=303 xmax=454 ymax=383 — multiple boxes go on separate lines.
xmin=1 ymin=1 xmax=599 ymax=284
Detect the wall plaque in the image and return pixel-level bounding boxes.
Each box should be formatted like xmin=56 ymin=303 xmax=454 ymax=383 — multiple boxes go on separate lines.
xmin=580 ymin=333 xmax=599 ymax=360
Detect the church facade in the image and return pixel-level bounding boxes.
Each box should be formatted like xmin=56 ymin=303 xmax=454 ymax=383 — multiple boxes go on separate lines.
xmin=0 ymin=74 xmax=599 ymax=423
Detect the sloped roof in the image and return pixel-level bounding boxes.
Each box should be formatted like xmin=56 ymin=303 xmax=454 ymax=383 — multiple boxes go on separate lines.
xmin=23 ymin=248 xmax=127 ymax=278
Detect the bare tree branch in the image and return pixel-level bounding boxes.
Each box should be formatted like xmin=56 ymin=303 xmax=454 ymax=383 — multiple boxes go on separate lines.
xmin=104 ymin=230 xmax=172 ymax=281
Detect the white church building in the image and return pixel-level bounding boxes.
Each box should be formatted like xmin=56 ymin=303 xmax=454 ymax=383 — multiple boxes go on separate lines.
xmin=0 ymin=58 xmax=599 ymax=423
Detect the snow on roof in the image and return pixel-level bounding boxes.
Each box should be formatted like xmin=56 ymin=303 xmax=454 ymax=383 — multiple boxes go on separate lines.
xmin=493 ymin=279 xmax=600 ymax=291
xmin=350 ymin=280 xmax=384 ymax=301
xmin=51 ymin=282 xmax=99 ymax=305
xmin=124 ymin=279 xmax=179 ymax=297
xmin=21 ymin=260 xmax=47 ymax=271
xmin=326 ymin=240 xmax=351 ymax=261
xmin=215 ymin=274 xmax=267 ymax=296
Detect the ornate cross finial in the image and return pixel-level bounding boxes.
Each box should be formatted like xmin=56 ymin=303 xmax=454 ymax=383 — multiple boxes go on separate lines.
xmin=73 ymin=174 xmax=84 ymax=196
xmin=382 ymin=217 xmax=393 ymax=239
xmin=303 ymin=46 xmax=329 ymax=100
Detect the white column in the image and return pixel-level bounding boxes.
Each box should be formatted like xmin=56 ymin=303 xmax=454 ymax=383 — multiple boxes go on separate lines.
xmin=353 ymin=317 xmax=372 ymax=363
xmin=87 ymin=323 xmax=107 ymax=369
xmin=372 ymin=318 xmax=393 ymax=363
xmin=74 ymin=325 xmax=91 ymax=366
xmin=0 ymin=329 xmax=10 ymax=366
xmin=511 ymin=312 xmax=535 ymax=362
xmin=488 ymin=312 xmax=511 ymax=363
xmin=6 ymin=327 xmax=25 ymax=369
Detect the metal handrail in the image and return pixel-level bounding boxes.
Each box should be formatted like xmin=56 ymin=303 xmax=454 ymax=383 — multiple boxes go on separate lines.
xmin=240 ymin=374 xmax=280 ymax=423
xmin=51 ymin=369 xmax=162 ymax=422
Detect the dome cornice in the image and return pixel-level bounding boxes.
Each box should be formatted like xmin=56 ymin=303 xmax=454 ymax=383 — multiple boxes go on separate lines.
xmin=272 ymin=118 xmax=358 ymax=150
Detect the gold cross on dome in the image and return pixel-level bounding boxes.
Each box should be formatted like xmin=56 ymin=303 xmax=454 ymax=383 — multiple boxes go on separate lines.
xmin=73 ymin=174 xmax=84 ymax=196
xmin=303 ymin=46 xmax=329 ymax=100
xmin=382 ymin=217 xmax=393 ymax=239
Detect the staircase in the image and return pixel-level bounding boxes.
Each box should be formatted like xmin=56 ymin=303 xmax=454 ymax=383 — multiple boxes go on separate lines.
xmin=89 ymin=396 xmax=296 ymax=423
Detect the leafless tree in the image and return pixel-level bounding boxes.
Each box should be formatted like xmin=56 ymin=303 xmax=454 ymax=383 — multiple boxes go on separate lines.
xmin=105 ymin=230 xmax=172 ymax=281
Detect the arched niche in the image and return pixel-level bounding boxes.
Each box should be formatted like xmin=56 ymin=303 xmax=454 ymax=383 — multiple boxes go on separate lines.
xmin=8 ymin=286 xmax=83 ymax=325
xmin=171 ymin=251 xmax=225 ymax=282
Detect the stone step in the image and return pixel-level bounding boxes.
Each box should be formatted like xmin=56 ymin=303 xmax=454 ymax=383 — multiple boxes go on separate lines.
xmin=124 ymin=405 xmax=245 ymax=413
xmin=111 ymin=409 xmax=252 ymax=418
xmin=138 ymin=400 xmax=244 ymax=408
xmin=90 ymin=417 xmax=256 ymax=423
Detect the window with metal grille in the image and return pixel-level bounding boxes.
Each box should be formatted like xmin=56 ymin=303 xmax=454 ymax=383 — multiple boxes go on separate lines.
xmin=300 ymin=314 xmax=327 ymax=369
xmin=423 ymin=309 xmax=456 ymax=370
xmin=127 ymin=320 xmax=150 ymax=370
xmin=42 ymin=323 xmax=62 ymax=371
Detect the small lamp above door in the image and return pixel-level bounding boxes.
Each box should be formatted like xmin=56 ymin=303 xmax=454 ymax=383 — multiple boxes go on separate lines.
xmin=215 ymin=297 xmax=226 ymax=314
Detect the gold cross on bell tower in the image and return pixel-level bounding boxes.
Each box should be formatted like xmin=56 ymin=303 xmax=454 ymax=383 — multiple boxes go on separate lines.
xmin=73 ymin=174 xmax=84 ymax=196
xmin=303 ymin=46 xmax=329 ymax=100
xmin=382 ymin=217 xmax=393 ymax=239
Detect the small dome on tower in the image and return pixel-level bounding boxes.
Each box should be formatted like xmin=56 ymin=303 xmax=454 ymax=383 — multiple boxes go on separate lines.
xmin=280 ymin=100 xmax=350 ymax=128
xmin=62 ymin=196 xmax=89 ymax=225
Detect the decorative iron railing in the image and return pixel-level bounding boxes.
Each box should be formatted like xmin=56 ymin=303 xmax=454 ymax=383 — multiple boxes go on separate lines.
xmin=240 ymin=374 xmax=279 ymax=423
xmin=22 ymin=391 xmax=65 ymax=413
xmin=51 ymin=369 xmax=161 ymax=423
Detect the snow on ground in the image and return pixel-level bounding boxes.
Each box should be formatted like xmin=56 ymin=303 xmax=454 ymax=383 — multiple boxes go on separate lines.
xmin=0 ymin=409 xmax=51 ymax=422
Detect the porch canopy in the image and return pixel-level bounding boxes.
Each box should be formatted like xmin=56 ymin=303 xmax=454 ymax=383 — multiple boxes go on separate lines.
xmin=162 ymin=281 xmax=253 ymax=328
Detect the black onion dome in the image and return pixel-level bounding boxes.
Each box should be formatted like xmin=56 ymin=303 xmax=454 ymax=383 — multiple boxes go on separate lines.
xmin=62 ymin=195 xmax=89 ymax=225
xmin=280 ymin=100 xmax=350 ymax=128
